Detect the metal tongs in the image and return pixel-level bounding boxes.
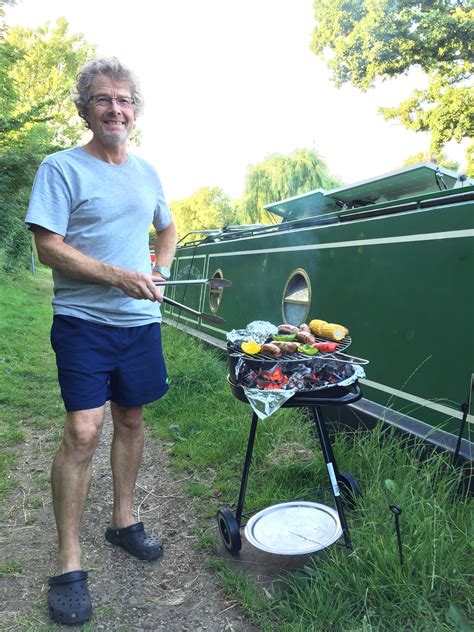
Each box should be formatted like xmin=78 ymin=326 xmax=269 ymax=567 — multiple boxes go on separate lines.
xmin=154 ymin=278 xmax=232 ymax=289
xmin=155 ymin=277 xmax=232 ymax=325
xmin=162 ymin=296 xmax=225 ymax=324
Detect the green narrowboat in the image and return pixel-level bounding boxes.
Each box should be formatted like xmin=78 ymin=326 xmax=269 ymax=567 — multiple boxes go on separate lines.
xmin=164 ymin=163 xmax=474 ymax=458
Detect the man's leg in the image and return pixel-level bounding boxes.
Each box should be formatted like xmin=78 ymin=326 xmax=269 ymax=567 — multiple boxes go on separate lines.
xmin=109 ymin=402 xmax=144 ymax=528
xmin=51 ymin=406 xmax=105 ymax=573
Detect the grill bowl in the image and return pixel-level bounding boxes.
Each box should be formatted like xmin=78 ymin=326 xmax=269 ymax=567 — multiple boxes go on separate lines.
xmin=227 ymin=375 xmax=360 ymax=406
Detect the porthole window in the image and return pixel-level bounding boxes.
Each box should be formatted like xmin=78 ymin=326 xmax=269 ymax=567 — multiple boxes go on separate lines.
xmin=282 ymin=269 xmax=311 ymax=326
xmin=209 ymin=269 xmax=224 ymax=312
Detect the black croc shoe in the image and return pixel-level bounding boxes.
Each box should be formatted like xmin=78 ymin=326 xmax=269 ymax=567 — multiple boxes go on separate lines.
xmin=48 ymin=570 xmax=92 ymax=625
xmin=105 ymin=522 xmax=164 ymax=560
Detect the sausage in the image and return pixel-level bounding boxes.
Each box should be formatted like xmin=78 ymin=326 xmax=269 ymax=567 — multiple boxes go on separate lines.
xmin=272 ymin=341 xmax=298 ymax=354
xmin=277 ymin=324 xmax=300 ymax=335
xmin=296 ymin=331 xmax=316 ymax=345
xmin=299 ymin=323 xmax=311 ymax=333
xmin=260 ymin=343 xmax=283 ymax=357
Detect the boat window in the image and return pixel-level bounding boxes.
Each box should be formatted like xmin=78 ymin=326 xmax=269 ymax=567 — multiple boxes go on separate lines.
xmin=282 ymin=269 xmax=311 ymax=326
xmin=209 ymin=269 xmax=224 ymax=312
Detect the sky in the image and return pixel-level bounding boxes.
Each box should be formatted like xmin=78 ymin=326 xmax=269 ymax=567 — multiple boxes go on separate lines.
xmin=4 ymin=0 xmax=467 ymax=202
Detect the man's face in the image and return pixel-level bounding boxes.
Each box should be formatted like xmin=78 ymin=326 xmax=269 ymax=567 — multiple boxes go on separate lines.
xmin=85 ymin=75 xmax=135 ymax=145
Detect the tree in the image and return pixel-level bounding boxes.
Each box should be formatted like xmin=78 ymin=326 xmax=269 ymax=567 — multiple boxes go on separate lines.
xmin=310 ymin=0 xmax=474 ymax=174
xmin=241 ymin=148 xmax=340 ymax=224
xmin=169 ymin=187 xmax=238 ymax=240
xmin=0 ymin=14 xmax=95 ymax=271
xmin=6 ymin=18 xmax=95 ymax=145
xmin=402 ymin=151 xmax=459 ymax=172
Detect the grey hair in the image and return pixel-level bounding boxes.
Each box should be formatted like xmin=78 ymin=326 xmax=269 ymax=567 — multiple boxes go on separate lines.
xmin=73 ymin=57 xmax=144 ymax=127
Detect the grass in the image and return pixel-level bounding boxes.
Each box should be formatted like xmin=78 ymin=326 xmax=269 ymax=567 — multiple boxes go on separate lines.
xmin=0 ymin=560 xmax=23 ymax=576
xmin=274 ymin=430 xmax=473 ymax=631
xmin=0 ymin=267 xmax=63 ymax=433
xmin=0 ymin=267 xmax=64 ymax=503
xmin=2 ymin=267 xmax=472 ymax=630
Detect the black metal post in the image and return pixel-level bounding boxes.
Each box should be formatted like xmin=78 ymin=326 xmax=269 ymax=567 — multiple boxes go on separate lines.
xmin=453 ymin=375 xmax=472 ymax=467
xmin=235 ymin=412 xmax=259 ymax=527
xmin=310 ymin=405 xmax=352 ymax=548
xmin=389 ymin=504 xmax=404 ymax=566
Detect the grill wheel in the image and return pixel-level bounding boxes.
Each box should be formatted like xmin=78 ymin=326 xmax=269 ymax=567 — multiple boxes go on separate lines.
xmin=217 ymin=507 xmax=242 ymax=555
xmin=337 ymin=472 xmax=362 ymax=509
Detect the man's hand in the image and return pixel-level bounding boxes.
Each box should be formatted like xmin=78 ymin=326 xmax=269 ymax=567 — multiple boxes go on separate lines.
xmin=117 ymin=269 xmax=165 ymax=302
xmin=150 ymin=274 xmax=168 ymax=302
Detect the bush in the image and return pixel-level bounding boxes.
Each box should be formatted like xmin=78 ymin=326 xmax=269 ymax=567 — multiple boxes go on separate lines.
xmin=1 ymin=215 xmax=31 ymax=273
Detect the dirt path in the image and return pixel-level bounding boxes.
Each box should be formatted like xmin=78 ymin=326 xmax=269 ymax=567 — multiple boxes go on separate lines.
xmin=1 ymin=406 xmax=262 ymax=631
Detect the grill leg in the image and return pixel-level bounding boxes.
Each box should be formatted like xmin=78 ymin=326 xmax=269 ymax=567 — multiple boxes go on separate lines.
xmin=310 ymin=405 xmax=352 ymax=548
xmin=235 ymin=411 xmax=259 ymax=527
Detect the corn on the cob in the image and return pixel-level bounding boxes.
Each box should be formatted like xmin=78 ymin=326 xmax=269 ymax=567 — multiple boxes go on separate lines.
xmin=309 ymin=319 xmax=328 ymax=335
xmin=320 ymin=323 xmax=348 ymax=341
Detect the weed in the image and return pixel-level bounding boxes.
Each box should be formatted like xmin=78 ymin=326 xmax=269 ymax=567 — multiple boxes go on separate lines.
xmin=0 ymin=560 xmax=22 ymax=576
xmin=0 ymin=450 xmax=19 ymax=499
xmin=194 ymin=529 xmax=218 ymax=552
xmin=36 ymin=473 xmax=50 ymax=490
xmin=24 ymin=511 xmax=38 ymax=525
xmin=28 ymin=495 xmax=45 ymax=509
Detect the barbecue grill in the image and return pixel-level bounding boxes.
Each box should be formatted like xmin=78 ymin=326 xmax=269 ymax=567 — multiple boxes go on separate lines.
xmin=217 ymin=339 xmax=367 ymax=556
xmin=230 ymin=331 xmax=354 ymax=358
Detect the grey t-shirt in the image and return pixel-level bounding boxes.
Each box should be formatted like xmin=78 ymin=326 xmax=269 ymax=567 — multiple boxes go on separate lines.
xmin=25 ymin=146 xmax=172 ymax=326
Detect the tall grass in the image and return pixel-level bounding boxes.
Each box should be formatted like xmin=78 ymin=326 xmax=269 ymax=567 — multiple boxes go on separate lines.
xmin=0 ymin=267 xmax=63 ymax=440
xmin=0 ymin=267 xmax=63 ymax=501
xmin=273 ymin=428 xmax=472 ymax=631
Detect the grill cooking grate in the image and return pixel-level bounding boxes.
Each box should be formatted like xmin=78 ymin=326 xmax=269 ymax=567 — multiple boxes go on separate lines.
xmin=228 ymin=335 xmax=358 ymax=364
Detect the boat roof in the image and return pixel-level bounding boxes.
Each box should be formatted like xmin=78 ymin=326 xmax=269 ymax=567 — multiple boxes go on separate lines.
xmin=264 ymin=163 xmax=470 ymax=219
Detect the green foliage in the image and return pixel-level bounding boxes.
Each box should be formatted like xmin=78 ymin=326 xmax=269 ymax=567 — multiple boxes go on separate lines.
xmin=402 ymin=151 xmax=459 ymax=172
xmin=380 ymin=62 xmax=473 ymax=172
xmin=0 ymin=267 xmax=64 ymax=448
xmin=0 ymin=15 xmax=96 ymax=272
xmin=311 ymin=0 xmax=474 ymax=174
xmin=277 ymin=428 xmax=472 ymax=631
xmin=0 ymin=560 xmax=22 ymax=576
xmin=170 ymin=186 xmax=239 ymax=239
xmin=168 ymin=149 xmax=338 ymax=235
xmin=311 ymin=1 xmax=472 ymax=88
xmin=241 ymin=148 xmax=340 ymax=223
xmin=5 ymin=18 xmax=95 ymax=146
xmin=1 ymin=216 xmax=30 ymax=273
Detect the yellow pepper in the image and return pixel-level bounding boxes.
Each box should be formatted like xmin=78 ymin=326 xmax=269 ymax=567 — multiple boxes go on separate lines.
xmin=241 ymin=340 xmax=262 ymax=355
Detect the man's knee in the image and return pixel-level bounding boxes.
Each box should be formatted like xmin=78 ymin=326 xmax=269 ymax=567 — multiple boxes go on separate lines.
xmin=62 ymin=409 xmax=104 ymax=459
xmin=111 ymin=404 xmax=143 ymax=432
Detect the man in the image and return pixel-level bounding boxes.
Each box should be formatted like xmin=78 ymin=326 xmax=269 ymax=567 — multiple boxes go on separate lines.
xmin=25 ymin=57 xmax=177 ymax=625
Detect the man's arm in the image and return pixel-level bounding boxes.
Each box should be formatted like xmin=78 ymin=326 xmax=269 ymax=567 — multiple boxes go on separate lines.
xmin=32 ymin=226 xmax=164 ymax=301
xmin=150 ymin=221 xmax=177 ymax=300
xmin=152 ymin=221 xmax=177 ymax=273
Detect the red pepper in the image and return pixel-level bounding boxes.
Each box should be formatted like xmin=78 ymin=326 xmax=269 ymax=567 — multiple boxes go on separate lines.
xmin=312 ymin=341 xmax=338 ymax=353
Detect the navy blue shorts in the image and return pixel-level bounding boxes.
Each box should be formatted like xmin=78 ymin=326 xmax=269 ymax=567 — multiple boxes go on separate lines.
xmin=50 ymin=315 xmax=169 ymax=412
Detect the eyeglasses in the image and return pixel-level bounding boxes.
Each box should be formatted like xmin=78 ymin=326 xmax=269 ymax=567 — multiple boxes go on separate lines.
xmin=88 ymin=95 xmax=135 ymax=109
